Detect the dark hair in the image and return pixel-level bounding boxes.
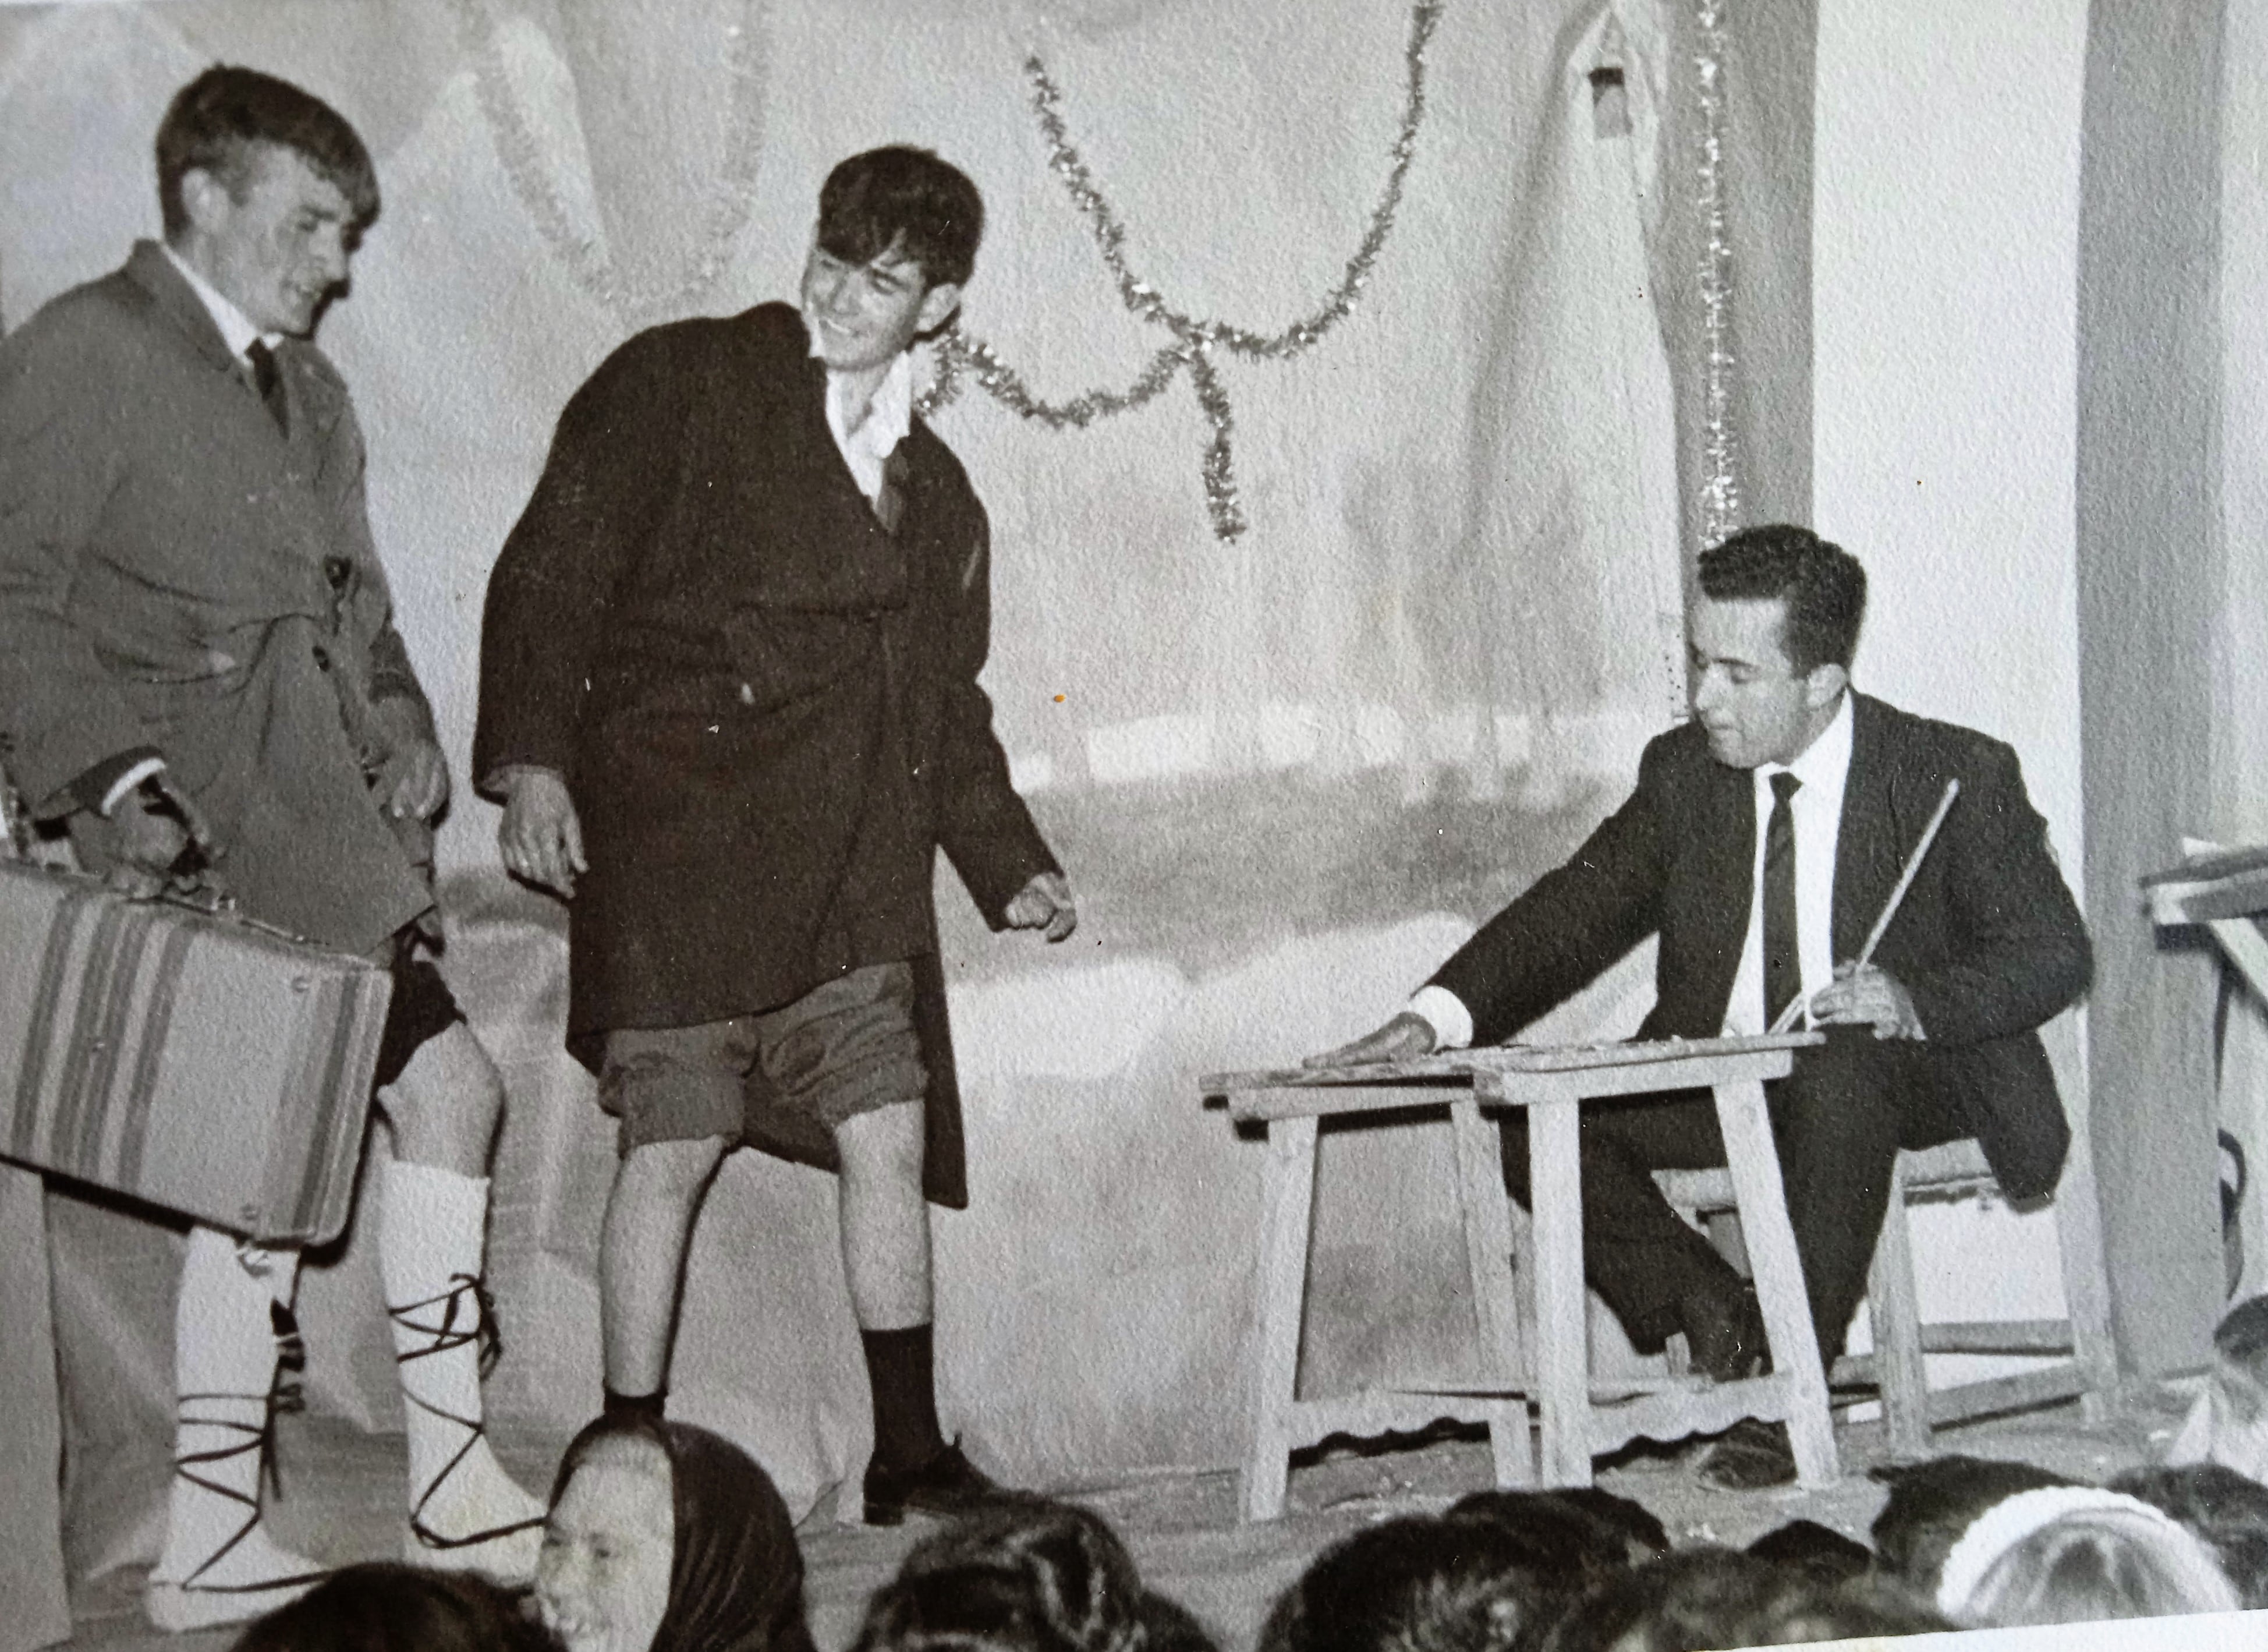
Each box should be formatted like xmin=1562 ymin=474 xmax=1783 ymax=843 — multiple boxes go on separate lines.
xmin=817 ymin=146 xmax=984 ymax=291
xmin=1258 ymin=1513 xmax=1566 ymax=1652
xmin=1694 ymin=525 xmax=1867 ymax=674
xmin=551 ymin=1415 xmax=814 ymax=1652
xmin=1540 ymin=1548 xmax=1950 ymax=1652
xmin=1743 ymin=1520 xmax=1872 ymax=1586
xmin=2112 ymin=1463 xmax=2268 ymax=1609
xmin=852 ymin=1495 xmax=1212 ymax=1652
xmin=1444 ymin=1488 xmax=1669 ymax=1580
xmin=156 ymin=66 xmax=379 ymax=240
xmin=1868 ymin=1455 xmax=2080 ymax=1589
xmin=228 ymin=1562 xmax=556 ymax=1652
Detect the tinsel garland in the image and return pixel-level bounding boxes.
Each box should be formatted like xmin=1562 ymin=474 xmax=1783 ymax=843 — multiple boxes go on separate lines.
xmin=449 ymin=0 xmax=769 ymax=324
xmin=919 ymin=0 xmax=1445 ymax=540
xmin=1693 ymin=0 xmax=1741 ymax=549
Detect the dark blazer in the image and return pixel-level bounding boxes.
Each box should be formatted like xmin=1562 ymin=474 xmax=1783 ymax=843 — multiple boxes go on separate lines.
xmin=0 ymin=243 xmax=434 ymax=954
xmin=476 ymin=303 xmax=1059 ymax=1208
xmin=1429 ymin=693 xmax=2092 ymax=1200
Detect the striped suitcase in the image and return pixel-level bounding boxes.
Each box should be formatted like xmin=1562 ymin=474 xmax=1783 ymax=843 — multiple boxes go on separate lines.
xmin=0 ymin=861 xmax=391 ymax=1244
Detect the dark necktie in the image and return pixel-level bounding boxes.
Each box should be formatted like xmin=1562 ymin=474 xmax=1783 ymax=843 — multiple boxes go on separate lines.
xmin=873 ymin=446 xmax=908 ymax=535
xmin=1763 ymin=770 xmax=1802 ymax=1028
xmin=244 ymin=340 xmax=288 ymax=437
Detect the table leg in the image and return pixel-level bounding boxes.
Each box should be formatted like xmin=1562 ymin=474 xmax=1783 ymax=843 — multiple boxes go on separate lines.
xmin=1712 ymin=1077 xmax=1839 ymax=1485
xmin=1452 ymin=1095 xmax=1533 ymax=1486
xmin=1528 ymin=1096 xmax=1592 ymax=1486
xmin=1242 ymin=1115 xmax=1319 ymax=1520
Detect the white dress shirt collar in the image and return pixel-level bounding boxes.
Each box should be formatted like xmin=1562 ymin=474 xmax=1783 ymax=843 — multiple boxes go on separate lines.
xmin=809 ymin=336 xmax=913 ymax=504
xmin=162 ymin=243 xmax=278 ymax=362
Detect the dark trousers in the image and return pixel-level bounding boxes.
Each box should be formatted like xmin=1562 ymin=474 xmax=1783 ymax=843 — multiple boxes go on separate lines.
xmin=1497 ymin=1028 xmax=1968 ymax=1366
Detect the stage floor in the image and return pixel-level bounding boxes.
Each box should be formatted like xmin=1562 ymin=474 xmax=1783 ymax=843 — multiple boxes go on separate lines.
xmin=56 ymin=1388 xmax=2198 ymax=1652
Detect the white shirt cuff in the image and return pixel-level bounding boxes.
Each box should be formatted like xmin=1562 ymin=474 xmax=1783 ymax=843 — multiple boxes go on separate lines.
xmin=1408 ymin=985 xmax=1475 ymax=1050
xmin=100 ymin=758 xmax=167 ymax=817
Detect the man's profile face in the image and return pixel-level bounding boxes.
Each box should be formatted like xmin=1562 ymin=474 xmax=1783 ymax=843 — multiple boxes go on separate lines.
xmin=799 ymin=236 xmax=961 ymax=374
xmin=1688 ymin=595 xmax=1845 ymax=770
xmin=183 ymin=142 xmax=356 ymax=338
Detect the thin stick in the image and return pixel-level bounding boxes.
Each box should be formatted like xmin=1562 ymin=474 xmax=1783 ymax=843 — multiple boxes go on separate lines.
xmin=1768 ymin=777 xmax=1962 ymax=1035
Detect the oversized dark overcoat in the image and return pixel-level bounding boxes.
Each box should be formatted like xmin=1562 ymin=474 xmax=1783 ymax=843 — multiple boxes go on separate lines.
xmin=1430 ymin=692 xmax=2093 ymax=1201
xmin=475 ymin=303 xmax=1059 ymax=1208
xmin=0 ymin=242 xmax=435 ymax=954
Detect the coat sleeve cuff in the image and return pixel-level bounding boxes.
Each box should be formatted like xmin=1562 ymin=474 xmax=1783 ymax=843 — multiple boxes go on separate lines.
xmin=1409 ymin=985 xmax=1475 ymax=1050
xmin=72 ymin=749 xmax=166 ymax=816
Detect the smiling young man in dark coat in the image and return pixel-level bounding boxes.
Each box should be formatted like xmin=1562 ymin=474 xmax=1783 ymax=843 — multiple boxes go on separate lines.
xmin=475 ymin=147 xmax=1074 ymax=1523
xmin=1313 ymin=526 xmax=2092 ymax=1489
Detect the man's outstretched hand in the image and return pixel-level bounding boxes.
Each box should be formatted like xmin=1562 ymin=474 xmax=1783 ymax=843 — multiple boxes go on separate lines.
xmin=1304 ymin=1010 xmax=1438 ymax=1070
xmin=1004 ymin=870 xmax=1078 ymax=942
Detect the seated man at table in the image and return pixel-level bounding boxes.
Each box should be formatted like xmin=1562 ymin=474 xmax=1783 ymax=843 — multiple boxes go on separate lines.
xmin=1312 ymin=525 xmax=2092 ymax=1487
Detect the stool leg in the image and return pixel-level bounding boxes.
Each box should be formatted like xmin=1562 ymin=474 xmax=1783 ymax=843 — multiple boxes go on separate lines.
xmin=1242 ymin=1115 xmax=1319 ymax=1521
xmin=1712 ymin=1077 xmax=1839 ymax=1487
xmin=1452 ymin=1096 xmax=1533 ymax=1487
xmin=1528 ymin=1097 xmax=1592 ymax=1487
xmin=1869 ymin=1156 xmax=1932 ymax=1459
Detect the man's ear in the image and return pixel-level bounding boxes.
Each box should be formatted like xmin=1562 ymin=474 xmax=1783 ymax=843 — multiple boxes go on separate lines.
xmin=915 ymin=281 xmax=963 ymax=337
xmin=1803 ymin=661 xmax=1849 ymax=710
xmin=178 ymin=166 xmax=236 ymax=240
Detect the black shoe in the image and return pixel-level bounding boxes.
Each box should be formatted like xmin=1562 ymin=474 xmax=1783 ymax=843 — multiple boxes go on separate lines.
xmin=1698 ymin=1418 xmax=1796 ymax=1490
xmin=862 ymin=1439 xmax=1005 ymax=1526
xmin=1680 ymin=1283 xmax=1767 ymax=1383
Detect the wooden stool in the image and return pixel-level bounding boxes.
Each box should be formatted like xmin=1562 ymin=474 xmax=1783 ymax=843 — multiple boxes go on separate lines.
xmin=1204 ymin=1032 xmax=1838 ymax=1520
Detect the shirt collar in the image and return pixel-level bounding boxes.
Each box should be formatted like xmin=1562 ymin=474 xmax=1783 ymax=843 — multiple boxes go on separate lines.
xmin=1761 ymin=687 xmax=1854 ymax=794
xmin=809 ymin=332 xmax=913 ymax=457
xmin=162 ymin=243 xmax=278 ymax=363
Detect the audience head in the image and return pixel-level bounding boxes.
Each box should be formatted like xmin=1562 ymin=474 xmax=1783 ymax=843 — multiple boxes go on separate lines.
xmin=540 ymin=1416 xmax=812 ymax=1652
xmin=1540 ymin=1547 xmax=1949 ymax=1652
xmin=1258 ymin=1511 xmax=1569 ymax=1652
xmin=851 ymin=1494 xmax=1211 ymax=1652
xmin=1444 ymin=1489 xmax=1667 ymax=1585
xmin=1869 ymin=1453 xmax=2080 ymax=1590
xmin=2113 ymin=1462 xmax=2268 ymax=1608
xmin=228 ymin=1562 xmax=556 ymax=1652
xmin=1937 ymin=1486 xmax=2243 ymax=1626
xmin=1742 ymin=1522 xmax=1870 ymax=1587
xmin=157 ymin=65 xmax=378 ymax=241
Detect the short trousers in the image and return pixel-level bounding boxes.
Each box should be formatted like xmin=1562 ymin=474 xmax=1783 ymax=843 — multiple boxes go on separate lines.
xmin=598 ymin=960 xmax=927 ymax=1155
xmin=373 ymin=953 xmax=468 ymax=1091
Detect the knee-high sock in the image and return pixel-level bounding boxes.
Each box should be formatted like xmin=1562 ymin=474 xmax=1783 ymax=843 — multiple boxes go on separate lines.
xmin=862 ymin=1323 xmax=948 ymax=1473
xmin=148 ymin=1227 xmax=324 ymax=1632
xmin=378 ymin=1159 xmax=544 ymax=1579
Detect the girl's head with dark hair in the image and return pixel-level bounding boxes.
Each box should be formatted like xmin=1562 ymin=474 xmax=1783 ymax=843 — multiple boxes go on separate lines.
xmin=1445 ymin=1488 xmax=1669 ymax=1581
xmin=2113 ymin=1462 xmax=2268 ymax=1608
xmin=1867 ymin=1453 xmax=2080 ymax=1590
xmin=1257 ymin=1512 xmax=1568 ymax=1652
xmin=228 ymin=1562 xmax=555 ymax=1652
xmin=1540 ymin=1548 xmax=1948 ymax=1652
xmin=538 ymin=1416 xmax=813 ymax=1652
xmin=851 ymin=1495 xmax=1213 ymax=1652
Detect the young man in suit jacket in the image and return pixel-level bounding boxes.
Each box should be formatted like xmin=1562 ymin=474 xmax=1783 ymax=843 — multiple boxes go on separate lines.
xmin=1314 ymin=525 xmax=2092 ymax=1487
xmin=476 ymin=147 xmax=1076 ymax=1524
xmin=0 ymin=69 xmax=544 ymax=1626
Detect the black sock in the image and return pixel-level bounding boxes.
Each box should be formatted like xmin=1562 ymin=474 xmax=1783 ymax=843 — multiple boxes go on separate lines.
xmin=860 ymin=1324 xmax=947 ymax=1472
xmin=603 ymin=1385 xmax=667 ymax=1423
